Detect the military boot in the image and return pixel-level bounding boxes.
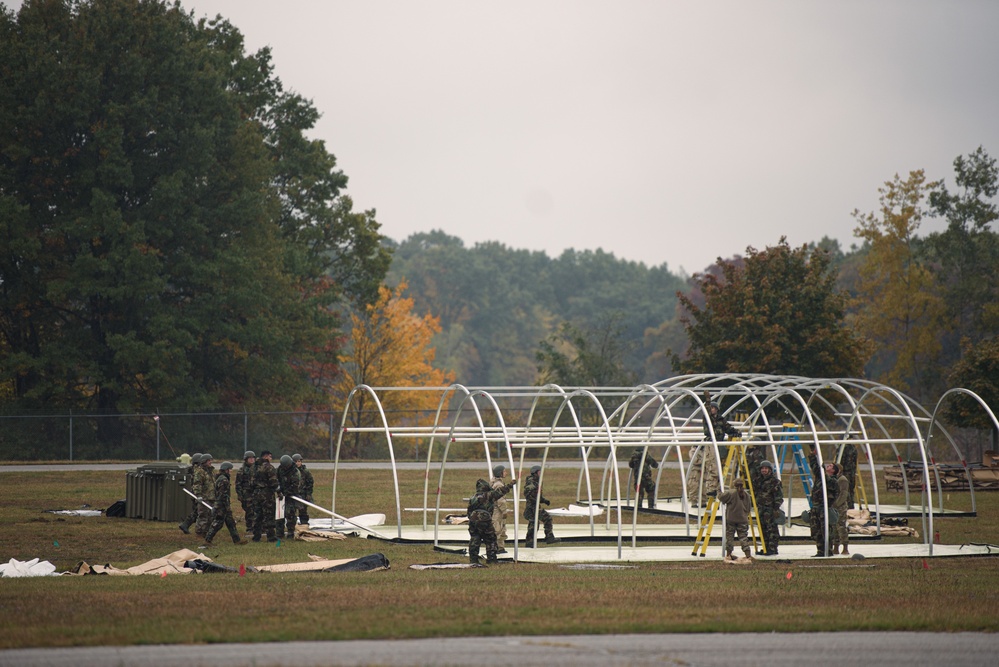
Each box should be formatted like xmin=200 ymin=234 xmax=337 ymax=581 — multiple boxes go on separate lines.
xmin=544 ymin=533 xmax=560 ymax=544
xmin=178 ymin=520 xmax=191 ymax=535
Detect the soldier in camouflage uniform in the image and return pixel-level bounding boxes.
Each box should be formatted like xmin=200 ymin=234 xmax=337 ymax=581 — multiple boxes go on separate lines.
xmin=746 ymin=441 xmax=766 ymax=494
xmin=756 ymin=460 xmax=783 ymax=555
xmin=628 ymin=448 xmax=659 ymax=509
xmin=205 ymin=462 xmax=247 ymax=545
xmin=194 ymin=453 xmax=217 ymax=536
xmin=830 ymin=462 xmax=850 ymax=555
xmin=807 ymin=448 xmax=839 ymax=557
xmin=718 ymin=478 xmax=753 ymax=560
xmin=523 ymin=465 xmax=559 ymax=545
xmin=490 ymin=464 xmax=510 ymax=553
xmin=178 ymin=453 xmax=202 ymax=534
xmin=251 ymin=450 xmax=281 ymax=542
xmin=293 ymin=454 xmax=314 ymax=526
xmin=687 ymin=403 xmax=739 ymax=505
xmin=838 ymin=441 xmax=859 ymax=509
xmin=236 ymin=451 xmax=256 ymax=534
xmin=276 ymin=455 xmax=301 ymax=539
xmin=467 ymin=476 xmax=516 ymax=564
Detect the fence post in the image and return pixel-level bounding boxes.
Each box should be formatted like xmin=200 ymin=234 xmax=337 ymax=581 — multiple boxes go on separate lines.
xmin=69 ymin=409 xmax=73 ymax=462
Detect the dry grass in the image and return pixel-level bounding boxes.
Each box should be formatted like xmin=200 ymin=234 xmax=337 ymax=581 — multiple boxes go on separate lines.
xmin=0 ymin=465 xmax=997 ymax=649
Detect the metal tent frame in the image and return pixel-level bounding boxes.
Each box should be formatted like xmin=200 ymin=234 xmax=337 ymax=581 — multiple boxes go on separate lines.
xmin=330 ymin=374 xmax=998 ymax=560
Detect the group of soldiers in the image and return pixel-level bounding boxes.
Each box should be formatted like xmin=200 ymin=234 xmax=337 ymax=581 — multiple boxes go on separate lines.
xmin=466 ymin=463 xmax=560 ymax=565
xmin=177 ymin=450 xmax=314 ymax=544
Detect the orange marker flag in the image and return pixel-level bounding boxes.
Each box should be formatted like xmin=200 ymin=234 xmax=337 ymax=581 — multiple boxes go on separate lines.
xmin=161 ymin=570 xmax=168 ymax=578
xmin=922 ymin=559 xmax=930 ymax=570
xmin=239 ymin=563 xmax=246 ymax=577
xmin=786 ymin=571 xmax=793 ymax=580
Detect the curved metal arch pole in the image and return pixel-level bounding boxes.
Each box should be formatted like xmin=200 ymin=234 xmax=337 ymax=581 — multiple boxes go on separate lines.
xmin=548 ymin=390 xmax=624 ymax=558
xmin=650 ymin=387 xmax=711 ymax=533
xmin=557 ymin=391 xmax=602 ymax=539
xmin=850 ymin=385 xmax=935 ymax=554
xmin=466 ymin=389 xmax=522 ymax=561
xmin=798 ymin=380 xmax=876 ymax=504
xmin=421 ymin=384 xmax=473 ymax=531
xmin=756 ymin=387 xmax=833 ymax=556
xmin=521 ymin=383 xmax=600 ymax=538
xmin=850 ymin=388 xmax=922 ymax=510
xmin=836 ymin=384 xmax=952 ymax=527
xmin=331 ymin=384 xmax=404 ymax=539
xmin=429 ymin=388 xmax=520 ymax=556
xmin=519 ymin=384 xmax=570 ymax=482
xmin=836 ymin=397 xmax=881 ymax=526
xmin=612 ymin=385 xmax=666 ymax=509
xmin=845 ymin=381 xmax=940 ymax=511
xmin=660 ymin=389 xmax=702 ymax=524
xmin=430 ymin=388 xmax=484 ymax=551
xmin=930 ymin=388 xmax=999 ymax=516
xmin=615 ymin=387 xmax=670 ymax=548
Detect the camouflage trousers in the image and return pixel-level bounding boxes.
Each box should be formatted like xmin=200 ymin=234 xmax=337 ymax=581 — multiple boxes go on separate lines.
xmin=297 ymin=494 xmax=313 ymax=525
xmin=832 ymin=507 xmax=849 ymax=548
xmin=524 ymin=505 xmax=553 ymax=541
xmin=760 ymin=506 xmax=781 ymax=554
xmin=725 ymin=520 xmax=751 ymax=556
xmin=251 ymin=490 xmax=277 ymax=540
xmin=635 ymin=473 xmax=656 ymax=509
xmin=491 ymin=505 xmax=508 ymax=549
xmin=195 ymin=502 xmax=213 ymax=535
xmin=468 ymin=511 xmax=499 ymax=563
xmin=686 ymin=449 xmax=719 ymax=503
xmin=278 ymin=498 xmax=298 ymax=538
xmin=206 ymin=509 xmax=240 ymax=543
xmin=810 ymin=510 xmax=831 ymax=554
xmin=240 ymin=498 xmax=254 ymax=533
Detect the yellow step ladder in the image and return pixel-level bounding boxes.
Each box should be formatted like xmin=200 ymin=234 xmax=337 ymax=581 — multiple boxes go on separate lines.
xmin=691 ymin=441 xmax=766 ymax=557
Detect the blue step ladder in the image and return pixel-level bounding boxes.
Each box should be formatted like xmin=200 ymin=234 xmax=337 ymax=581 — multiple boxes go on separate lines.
xmin=776 ymin=424 xmax=814 ymax=509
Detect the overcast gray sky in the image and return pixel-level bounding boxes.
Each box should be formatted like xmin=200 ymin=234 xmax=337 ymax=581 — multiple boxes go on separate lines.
xmin=8 ymin=1 xmax=999 ymax=275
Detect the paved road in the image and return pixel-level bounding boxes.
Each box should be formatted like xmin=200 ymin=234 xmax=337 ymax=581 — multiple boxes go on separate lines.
xmin=1 ymin=632 xmax=995 ymax=667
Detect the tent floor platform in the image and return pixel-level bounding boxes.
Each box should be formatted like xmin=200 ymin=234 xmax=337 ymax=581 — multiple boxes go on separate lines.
xmin=494 ymin=541 xmax=999 ymax=564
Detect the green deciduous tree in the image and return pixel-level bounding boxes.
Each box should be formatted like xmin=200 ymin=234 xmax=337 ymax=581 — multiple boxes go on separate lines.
xmin=672 ymin=238 xmax=870 ymax=378
xmin=926 ymin=147 xmax=999 ymax=355
xmin=536 ymin=315 xmax=638 ymax=388
xmin=944 ymin=337 xmax=999 ymax=434
xmin=0 ymin=0 xmax=388 ymax=453
xmin=852 ymin=170 xmax=947 ymax=400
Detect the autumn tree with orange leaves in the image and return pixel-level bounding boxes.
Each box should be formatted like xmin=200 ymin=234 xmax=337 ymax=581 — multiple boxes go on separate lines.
xmin=333 ymin=280 xmax=454 ymax=458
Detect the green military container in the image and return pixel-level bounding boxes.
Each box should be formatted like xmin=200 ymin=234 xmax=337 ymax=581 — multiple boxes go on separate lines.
xmin=125 ymin=462 xmax=192 ymax=521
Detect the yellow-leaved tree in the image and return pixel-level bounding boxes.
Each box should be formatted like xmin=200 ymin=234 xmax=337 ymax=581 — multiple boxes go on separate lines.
xmin=333 ymin=280 xmax=455 ymax=458
xmin=852 ymin=170 xmax=947 ymax=400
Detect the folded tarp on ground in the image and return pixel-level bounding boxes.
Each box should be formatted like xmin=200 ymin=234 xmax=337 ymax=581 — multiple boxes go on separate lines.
xmin=69 ymin=548 xmax=205 ymax=575
xmin=252 ymin=553 xmax=389 ymax=572
xmin=66 ymin=549 xmax=390 ymax=576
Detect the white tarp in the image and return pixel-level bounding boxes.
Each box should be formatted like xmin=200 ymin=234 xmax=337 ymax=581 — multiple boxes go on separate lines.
xmin=0 ymin=557 xmax=58 ymax=578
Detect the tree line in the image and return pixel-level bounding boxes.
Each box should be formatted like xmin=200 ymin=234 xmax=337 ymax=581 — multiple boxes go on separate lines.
xmin=385 ymin=148 xmax=999 ymax=432
xmin=1 ymin=1 xmax=995 ymax=459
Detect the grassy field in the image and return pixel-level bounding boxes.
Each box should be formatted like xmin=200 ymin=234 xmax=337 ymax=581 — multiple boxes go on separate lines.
xmin=1 ymin=464 xmax=997 ymax=649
